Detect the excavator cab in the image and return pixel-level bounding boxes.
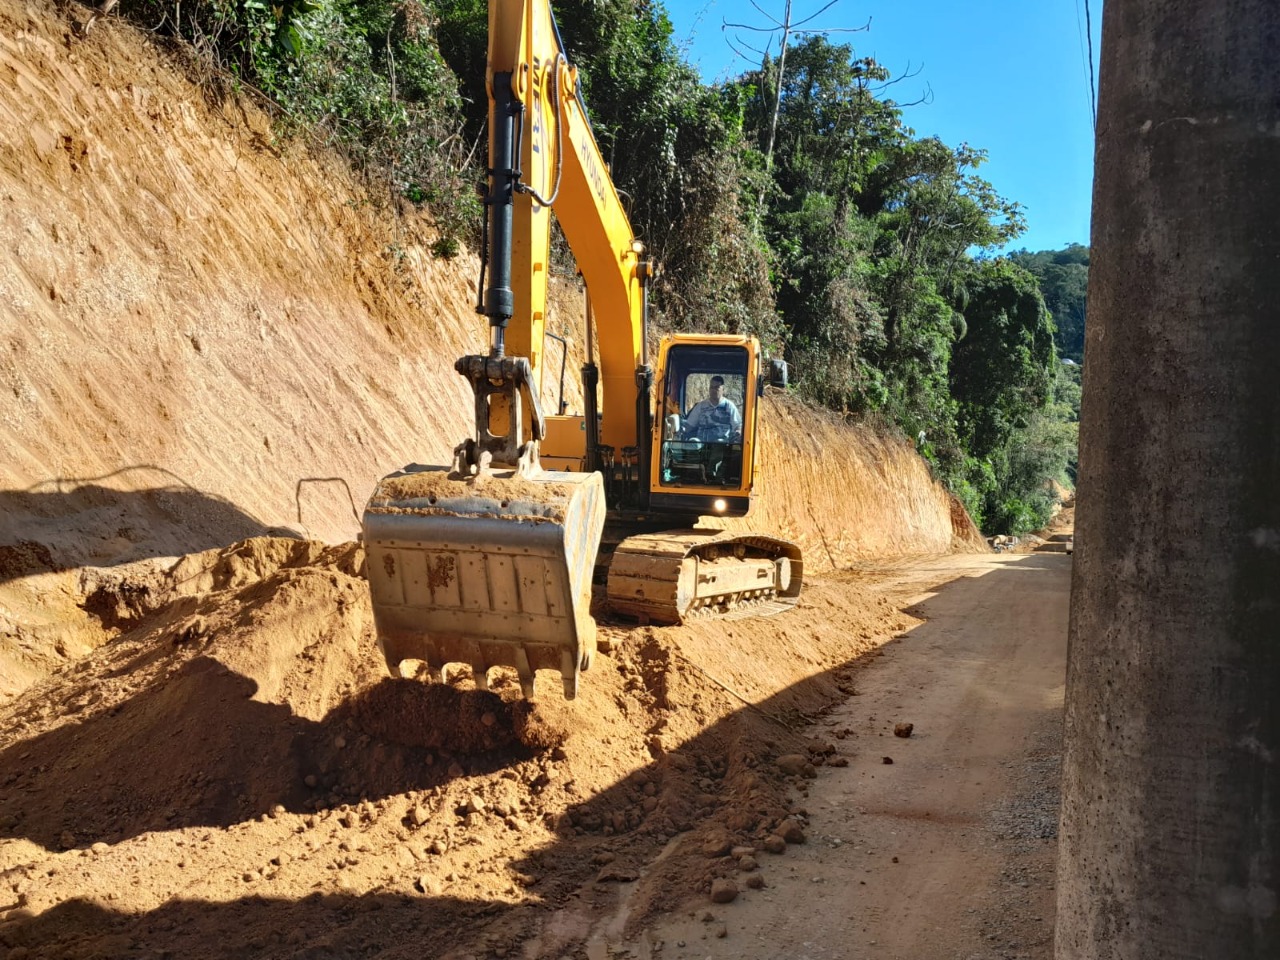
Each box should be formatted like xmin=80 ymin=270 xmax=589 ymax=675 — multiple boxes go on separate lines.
xmin=658 ymin=345 xmax=749 ymax=491
xmin=646 ymin=335 xmax=773 ymax=520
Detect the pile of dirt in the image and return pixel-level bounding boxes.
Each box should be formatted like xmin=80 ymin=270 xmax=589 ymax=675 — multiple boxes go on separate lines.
xmin=1042 ymin=495 xmax=1076 ymax=536
xmin=0 ymin=534 xmax=915 ymax=958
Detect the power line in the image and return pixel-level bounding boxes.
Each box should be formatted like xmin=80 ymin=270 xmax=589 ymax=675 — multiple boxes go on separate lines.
xmin=1084 ymin=0 xmax=1098 ymax=130
xmin=1072 ymin=0 xmax=1093 ymax=119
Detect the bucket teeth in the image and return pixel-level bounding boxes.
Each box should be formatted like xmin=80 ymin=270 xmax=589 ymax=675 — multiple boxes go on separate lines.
xmin=362 ymin=465 xmax=606 ymax=700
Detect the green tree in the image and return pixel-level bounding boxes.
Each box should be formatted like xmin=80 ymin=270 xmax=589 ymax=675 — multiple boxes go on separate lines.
xmin=1010 ymin=244 xmax=1089 ymax=361
xmin=949 ymin=260 xmax=1065 ymax=532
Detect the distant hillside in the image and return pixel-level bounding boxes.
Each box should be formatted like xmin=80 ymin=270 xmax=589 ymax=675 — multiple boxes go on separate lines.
xmin=1011 ymin=244 xmax=1089 ymax=362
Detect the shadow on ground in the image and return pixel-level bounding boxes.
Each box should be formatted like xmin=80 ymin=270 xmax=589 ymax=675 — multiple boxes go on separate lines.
xmin=0 ymin=667 xmax=550 ymax=847
xmin=0 ymin=467 xmax=294 ymax=585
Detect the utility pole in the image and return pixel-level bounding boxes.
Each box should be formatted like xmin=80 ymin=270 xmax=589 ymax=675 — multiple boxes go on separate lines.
xmin=1057 ymin=1 xmax=1280 ymax=957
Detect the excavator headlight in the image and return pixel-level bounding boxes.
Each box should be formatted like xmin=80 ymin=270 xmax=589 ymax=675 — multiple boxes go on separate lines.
xmin=713 ymin=498 xmax=727 ymax=513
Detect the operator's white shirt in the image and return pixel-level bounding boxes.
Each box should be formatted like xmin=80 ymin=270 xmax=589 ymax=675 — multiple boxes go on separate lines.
xmin=684 ymin=397 xmax=742 ymax=439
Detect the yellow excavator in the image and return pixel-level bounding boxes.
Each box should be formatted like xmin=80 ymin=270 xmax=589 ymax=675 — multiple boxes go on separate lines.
xmin=361 ymin=0 xmax=803 ymax=699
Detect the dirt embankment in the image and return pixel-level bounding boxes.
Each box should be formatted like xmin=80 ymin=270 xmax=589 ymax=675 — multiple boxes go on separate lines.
xmin=0 ymin=0 xmax=480 ymax=549
xmin=730 ymin=394 xmax=984 ymax=566
xmin=2 ymin=1 xmax=985 ymax=956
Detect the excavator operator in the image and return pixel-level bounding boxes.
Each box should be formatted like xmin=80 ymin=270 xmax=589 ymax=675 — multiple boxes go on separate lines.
xmin=682 ymin=376 xmax=743 ymax=442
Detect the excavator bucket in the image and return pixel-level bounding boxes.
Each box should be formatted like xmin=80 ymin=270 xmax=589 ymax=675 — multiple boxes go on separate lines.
xmin=361 ymin=465 xmax=606 ymax=699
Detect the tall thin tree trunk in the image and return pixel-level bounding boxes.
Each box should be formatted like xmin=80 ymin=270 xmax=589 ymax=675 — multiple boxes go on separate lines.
xmin=762 ymin=0 xmax=792 ymax=177
xmin=755 ymin=0 xmax=792 ymax=212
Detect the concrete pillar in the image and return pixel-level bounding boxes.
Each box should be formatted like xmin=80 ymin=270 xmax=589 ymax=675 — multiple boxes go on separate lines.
xmin=1056 ymin=2 xmax=1280 ymax=958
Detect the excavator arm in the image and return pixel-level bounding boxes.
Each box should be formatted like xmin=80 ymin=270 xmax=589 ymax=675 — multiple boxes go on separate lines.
xmin=479 ymin=0 xmax=651 ymax=463
xmin=360 ymin=0 xmax=802 ymax=701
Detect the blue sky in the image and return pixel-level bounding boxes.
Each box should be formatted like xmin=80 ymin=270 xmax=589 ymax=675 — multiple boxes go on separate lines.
xmin=664 ymin=0 xmax=1102 ymax=253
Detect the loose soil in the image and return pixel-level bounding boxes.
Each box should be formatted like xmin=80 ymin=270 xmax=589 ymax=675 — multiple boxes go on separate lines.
xmin=0 ymin=534 xmax=916 ymax=959
xmin=0 ymin=543 xmax=1070 ymax=960
xmin=367 ymin=467 xmax=589 ymax=522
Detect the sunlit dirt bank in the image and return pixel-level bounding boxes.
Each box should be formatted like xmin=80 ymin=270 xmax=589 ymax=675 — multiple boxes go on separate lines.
xmin=1 ymin=0 xmax=985 ymax=955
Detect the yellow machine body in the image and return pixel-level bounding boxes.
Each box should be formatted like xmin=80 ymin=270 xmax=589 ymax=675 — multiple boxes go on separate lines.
xmin=360 ymin=0 xmax=802 ymax=700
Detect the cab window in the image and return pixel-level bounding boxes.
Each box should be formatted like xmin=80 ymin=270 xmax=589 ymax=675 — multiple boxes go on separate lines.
xmin=658 ymin=345 xmax=748 ymax=488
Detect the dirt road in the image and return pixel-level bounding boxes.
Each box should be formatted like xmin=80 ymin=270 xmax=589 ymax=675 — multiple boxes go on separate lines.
xmin=588 ymin=552 xmax=1070 ymax=960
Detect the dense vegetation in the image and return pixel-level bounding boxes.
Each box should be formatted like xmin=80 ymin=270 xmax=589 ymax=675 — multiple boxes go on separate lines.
xmin=115 ymin=0 xmax=1084 ymax=534
xmin=1010 ymin=244 xmax=1089 ymax=363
